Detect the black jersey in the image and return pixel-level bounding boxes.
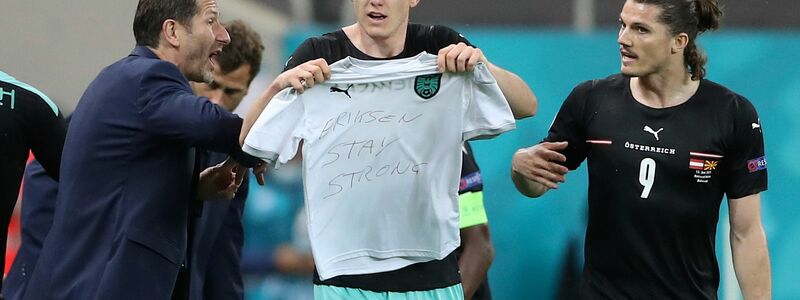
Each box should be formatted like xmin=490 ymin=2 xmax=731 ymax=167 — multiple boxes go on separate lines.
xmin=289 ymin=24 xmax=488 ymax=293
xmin=546 ymin=74 xmax=768 ymax=299
xmin=0 ymin=71 xmax=66 ymax=290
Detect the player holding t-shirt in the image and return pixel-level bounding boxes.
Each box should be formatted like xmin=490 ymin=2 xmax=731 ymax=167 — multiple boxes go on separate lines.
xmin=241 ymin=2 xmax=536 ymax=299
xmin=511 ymin=0 xmax=771 ymax=299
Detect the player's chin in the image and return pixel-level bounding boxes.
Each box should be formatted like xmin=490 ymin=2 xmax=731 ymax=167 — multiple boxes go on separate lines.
xmin=201 ymin=69 xmax=214 ymax=84
xmin=620 ymin=66 xmax=642 ymax=77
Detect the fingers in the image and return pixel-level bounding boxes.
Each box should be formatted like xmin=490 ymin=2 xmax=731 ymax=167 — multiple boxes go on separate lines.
xmin=257 ymin=172 xmax=266 ymax=186
xmin=512 ymin=142 xmax=572 ymax=189
xmin=233 ymin=165 xmax=245 ymax=187
xmin=252 ymin=162 xmax=268 ymax=186
xmin=437 ymin=44 xmax=455 ymax=72
xmin=282 ymin=59 xmax=331 ymax=94
xmin=437 ymin=43 xmax=484 ymax=73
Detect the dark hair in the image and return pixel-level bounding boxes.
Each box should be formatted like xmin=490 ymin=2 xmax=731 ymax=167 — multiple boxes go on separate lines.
xmin=133 ymin=0 xmax=198 ymax=48
xmin=633 ymin=0 xmax=722 ymax=80
xmin=216 ymin=20 xmax=265 ymax=83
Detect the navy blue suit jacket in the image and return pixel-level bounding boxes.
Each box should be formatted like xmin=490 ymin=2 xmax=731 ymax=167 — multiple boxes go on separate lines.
xmin=24 ymin=46 xmax=258 ymax=300
xmin=3 ymin=160 xmax=57 ymax=300
xmin=189 ymin=150 xmax=248 ymax=300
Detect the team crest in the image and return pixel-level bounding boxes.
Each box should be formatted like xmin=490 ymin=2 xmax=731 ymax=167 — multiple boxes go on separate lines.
xmin=414 ymin=74 xmax=441 ymax=99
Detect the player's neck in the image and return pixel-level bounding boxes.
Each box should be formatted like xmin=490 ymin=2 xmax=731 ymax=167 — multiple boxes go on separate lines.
xmin=343 ymin=24 xmax=407 ymax=58
xmin=631 ymin=67 xmax=699 ymax=109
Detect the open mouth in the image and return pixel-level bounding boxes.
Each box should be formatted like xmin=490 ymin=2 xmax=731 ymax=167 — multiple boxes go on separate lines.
xmin=620 ymin=48 xmax=638 ymax=61
xmin=367 ymin=12 xmax=387 ymax=21
xmin=208 ymin=50 xmax=221 ymax=68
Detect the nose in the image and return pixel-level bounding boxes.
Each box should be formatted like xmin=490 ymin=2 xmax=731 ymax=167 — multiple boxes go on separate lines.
xmin=617 ymin=27 xmax=631 ymax=47
xmin=215 ymin=23 xmax=231 ymax=45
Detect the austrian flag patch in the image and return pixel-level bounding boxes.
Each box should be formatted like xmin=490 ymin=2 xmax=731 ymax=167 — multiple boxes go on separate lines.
xmin=747 ymin=156 xmax=767 ymax=173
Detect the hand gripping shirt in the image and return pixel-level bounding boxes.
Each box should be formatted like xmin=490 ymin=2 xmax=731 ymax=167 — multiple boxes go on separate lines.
xmin=244 ymin=52 xmax=515 ymax=280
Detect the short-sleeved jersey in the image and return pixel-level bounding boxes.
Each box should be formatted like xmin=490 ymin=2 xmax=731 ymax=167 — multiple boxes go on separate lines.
xmin=0 ymin=70 xmax=66 ymax=290
xmin=280 ymin=24 xmax=493 ymax=293
xmin=546 ymin=74 xmax=768 ymax=299
xmin=244 ymin=53 xmax=514 ymax=281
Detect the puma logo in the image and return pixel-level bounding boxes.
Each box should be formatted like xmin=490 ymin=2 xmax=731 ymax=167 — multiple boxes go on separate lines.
xmin=330 ymin=84 xmax=354 ymax=98
xmin=752 ymin=123 xmax=761 ymax=130
xmin=643 ymin=125 xmax=664 ymax=141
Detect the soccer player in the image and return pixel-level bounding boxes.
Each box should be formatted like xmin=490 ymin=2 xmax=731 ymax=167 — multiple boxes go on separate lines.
xmin=0 ymin=70 xmax=66 ymax=295
xmin=240 ymin=1 xmax=537 ymax=299
xmin=511 ymin=0 xmax=771 ymax=299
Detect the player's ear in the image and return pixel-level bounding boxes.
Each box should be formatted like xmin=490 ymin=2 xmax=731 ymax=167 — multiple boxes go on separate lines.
xmin=410 ymin=0 xmax=420 ymax=8
xmin=671 ymin=32 xmax=689 ymax=54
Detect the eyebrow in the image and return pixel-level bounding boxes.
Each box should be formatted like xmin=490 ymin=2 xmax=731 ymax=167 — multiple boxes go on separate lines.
xmin=619 ymin=16 xmax=651 ymax=28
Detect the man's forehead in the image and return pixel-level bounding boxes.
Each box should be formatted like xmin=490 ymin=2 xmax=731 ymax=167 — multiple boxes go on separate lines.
xmin=621 ymin=1 xmax=662 ymax=23
xmin=198 ymin=0 xmax=220 ymax=14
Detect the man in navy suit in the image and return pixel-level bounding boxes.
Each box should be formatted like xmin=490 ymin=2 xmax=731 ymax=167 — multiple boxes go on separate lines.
xmin=187 ymin=20 xmax=264 ymax=300
xmin=23 ymin=0 xmax=264 ymax=299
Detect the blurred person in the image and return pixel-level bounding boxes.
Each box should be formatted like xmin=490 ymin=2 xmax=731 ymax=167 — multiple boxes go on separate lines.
xmin=0 ymin=71 xmax=66 ymax=296
xmin=187 ymin=19 xmax=265 ymax=300
xmin=511 ymin=0 xmax=771 ymax=299
xmin=239 ymin=1 xmax=537 ymax=299
xmin=240 ymin=157 xmax=315 ymax=300
xmin=22 ymin=0 xmax=266 ymax=299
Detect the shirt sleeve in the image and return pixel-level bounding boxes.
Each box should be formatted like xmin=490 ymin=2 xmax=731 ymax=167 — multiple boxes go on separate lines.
xmin=242 ymin=88 xmax=305 ymax=166
xmin=724 ymin=96 xmax=768 ymax=199
xmin=544 ymin=80 xmax=594 ymax=170
xmin=461 ymin=63 xmax=516 ymax=141
xmin=27 ymin=99 xmax=66 ymax=181
xmin=284 ymin=38 xmax=320 ymax=72
xmin=135 ymin=61 xmax=260 ymax=167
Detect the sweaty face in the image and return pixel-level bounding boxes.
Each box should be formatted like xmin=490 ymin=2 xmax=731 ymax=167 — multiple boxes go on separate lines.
xmin=191 ymin=63 xmax=252 ymax=112
xmin=180 ymin=0 xmax=230 ymax=83
xmin=617 ymin=0 xmax=675 ymax=77
xmin=352 ymin=0 xmax=417 ymax=40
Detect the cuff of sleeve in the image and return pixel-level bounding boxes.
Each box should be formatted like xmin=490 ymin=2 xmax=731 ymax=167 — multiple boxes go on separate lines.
xmin=230 ymin=149 xmax=262 ymax=168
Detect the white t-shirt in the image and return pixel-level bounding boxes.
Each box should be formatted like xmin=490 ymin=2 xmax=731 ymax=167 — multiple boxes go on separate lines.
xmin=244 ymin=52 xmax=515 ymax=280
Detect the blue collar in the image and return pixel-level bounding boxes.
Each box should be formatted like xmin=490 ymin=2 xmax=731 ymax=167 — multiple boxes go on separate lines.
xmin=130 ymin=45 xmax=159 ymax=59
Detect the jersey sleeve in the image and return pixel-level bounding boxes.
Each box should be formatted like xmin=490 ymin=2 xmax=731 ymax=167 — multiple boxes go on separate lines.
xmin=3 ymin=77 xmax=67 ymax=180
xmin=27 ymin=100 xmax=66 ymax=180
xmin=426 ymin=25 xmax=474 ymax=51
xmin=544 ymin=80 xmax=593 ymax=170
xmin=284 ymin=38 xmax=321 ymax=71
xmin=724 ymin=96 xmax=768 ymax=199
xmin=461 ymin=63 xmax=516 ymax=141
xmin=242 ymin=88 xmax=305 ymax=166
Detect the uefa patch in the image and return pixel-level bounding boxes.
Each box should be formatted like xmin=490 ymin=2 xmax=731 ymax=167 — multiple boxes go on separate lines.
xmin=459 ymin=171 xmax=482 ymax=192
xmin=747 ymin=156 xmax=767 ymax=173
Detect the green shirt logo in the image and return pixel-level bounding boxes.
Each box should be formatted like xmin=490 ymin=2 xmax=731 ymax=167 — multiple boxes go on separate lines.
xmin=414 ymin=74 xmax=441 ymax=99
xmin=0 ymin=87 xmax=15 ymax=110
